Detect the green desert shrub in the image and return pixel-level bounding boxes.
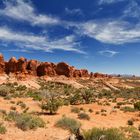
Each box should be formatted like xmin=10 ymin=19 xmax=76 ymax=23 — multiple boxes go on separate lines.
xmin=55 ymin=116 xmax=81 ymax=134
xmin=40 ymin=91 xmax=63 ymax=114
xmin=0 ymin=87 xmax=10 ymax=97
xmin=17 ymin=101 xmax=26 ymax=109
xmin=69 ymin=92 xmax=83 ymax=105
xmin=0 ymin=123 xmax=7 ymax=134
xmin=16 ymin=113 xmax=45 ymax=131
xmin=121 ymin=106 xmax=136 ymax=112
xmin=127 ymin=119 xmax=134 ymax=126
xmin=27 ymin=91 xmax=42 ymax=101
xmin=71 ymin=107 xmax=80 ymax=114
xmin=5 ymin=111 xmax=45 ymax=131
xmin=134 ymin=102 xmax=140 ymax=111
xmin=81 ymin=89 xmax=93 ymax=104
xmin=83 ymin=128 xmax=127 ymax=140
xmin=78 ymin=112 xmax=90 ymax=120
xmin=5 ymin=111 xmax=19 ymax=121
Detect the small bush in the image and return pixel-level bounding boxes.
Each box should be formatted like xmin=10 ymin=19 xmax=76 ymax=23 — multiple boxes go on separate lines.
xmin=5 ymin=111 xmax=45 ymax=131
xmin=16 ymin=114 xmax=45 ymax=131
xmin=95 ymin=111 xmax=100 ymax=115
xmin=134 ymin=102 xmax=140 ymax=111
xmin=83 ymin=128 xmax=126 ymax=140
xmin=88 ymin=109 xmax=93 ymax=113
xmin=5 ymin=111 xmax=19 ymax=121
xmin=0 ymin=123 xmax=7 ymax=134
xmin=138 ymin=125 xmax=140 ymax=131
xmin=17 ymin=101 xmax=26 ymax=109
xmin=55 ymin=116 xmax=81 ymax=134
xmin=10 ymin=106 xmax=16 ymax=111
xmin=121 ymin=106 xmax=136 ymax=112
xmin=71 ymin=107 xmax=80 ymax=114
xmin=127 ymin=119 xmax=134 ymax=126
xmin=78 ymin=113 xmax=90 ymax=120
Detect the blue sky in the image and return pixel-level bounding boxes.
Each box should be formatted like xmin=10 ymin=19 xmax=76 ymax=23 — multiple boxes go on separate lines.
xmin=0 ymin=0 xmax=140 ymax=75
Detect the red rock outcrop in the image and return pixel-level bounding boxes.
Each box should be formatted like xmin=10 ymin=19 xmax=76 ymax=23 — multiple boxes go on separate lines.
xmin=17 ymin=57 xmax=27 ymax=73
xmin=80 ymin=69 xmax=89 ymax=77
xmin=37 ymin=62 xmax=56 ymax=76
xmin=27 ymin=60 xmax=38 ymax=75
xmin=73 ymin=70 xmax=82 ymax=77
xmin=55 ymin=62 xmax=74 ymax=77
xmin=5 ymin=57 xmax=18 ymax=74
xmin=0 ymin=54 xmax=5 ymax=74
xmin=0 ymin=54 xmax=112 ymax=79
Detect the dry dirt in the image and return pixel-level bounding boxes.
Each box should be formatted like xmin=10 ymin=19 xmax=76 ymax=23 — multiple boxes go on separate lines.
xmin=0 ymin=97 xmax=140 ymax=140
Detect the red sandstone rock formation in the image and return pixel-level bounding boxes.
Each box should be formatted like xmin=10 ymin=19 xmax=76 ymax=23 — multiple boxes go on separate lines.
xmin=73 ymin=69 xmax=82 ymax=77
xmin=5 ymin=57 xmax=18 ymax=74
xmin=17 ymin=57 xmax=27 ymax=73
xmin=55 ymin=62 xmax=74 ymax=77
xmin=0 ymin=54 xmax=112 ymax=78
xmin=27 ymin=60 xmax=38 ymax=75
xmin=0 ymin=54 xmax=5 ymax=74
xmin=37 ymin=62 xmax=56 ymax=76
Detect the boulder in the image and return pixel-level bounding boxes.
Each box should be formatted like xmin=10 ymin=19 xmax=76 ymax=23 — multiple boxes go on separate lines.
xmin=55 ymin=62 xmax=74 ymax=77
xmin=80 ymin=69 xmax=89 ymax=77
xmin=37 ymin=62 xmax=56 ymax=76
xmin=73 ymin=70 xmax=82 ymax=77
xmin=5 ymin=57 xmax=18 ymax=74
xmin=17 ymin=57 xmax=27 ymax=73
xmin=27 ymin=60 xmax=38 ymax=75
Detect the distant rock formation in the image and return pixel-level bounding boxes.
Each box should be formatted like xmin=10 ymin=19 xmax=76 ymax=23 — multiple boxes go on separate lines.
xmin=0 ymin=54 xmax=111 ymax=78
xmin=37 ymin=62 xmax=56 ymax=76
xmin=0 ymin=54 xmax=5 ymax=74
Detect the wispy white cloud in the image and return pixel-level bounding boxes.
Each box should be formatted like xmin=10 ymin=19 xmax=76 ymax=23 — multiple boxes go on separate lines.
xmin=0 ymin=0 xmax=59 ymax=26
xmin=0 ymin=27 xmax=84 ymax=53
xmin=65 ymin=8 xmax=83 ymax=16
xmin=75 ymin=20 xmax=140 ymax=44
xmin=99 ymin=50 xmax=119 ymax=57
xmin=123 ymin=1 xmax=140 ymax=18
xmin=98 ymin=0 xmax=125 ymax=5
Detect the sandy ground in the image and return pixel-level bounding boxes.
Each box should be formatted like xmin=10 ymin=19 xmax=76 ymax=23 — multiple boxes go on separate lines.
xmin=0 ymin=97 xmax=140 ymax=140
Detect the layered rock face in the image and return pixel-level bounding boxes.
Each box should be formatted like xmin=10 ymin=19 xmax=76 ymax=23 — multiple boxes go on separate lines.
xmin=0 ymin=54 xmax=110 ymax=78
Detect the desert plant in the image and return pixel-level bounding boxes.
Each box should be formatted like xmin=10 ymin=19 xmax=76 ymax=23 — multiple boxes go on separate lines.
xmin=81 ymin=89 xmax=93 ymax=104
xmin=40 ymin=91 xmax=63 ymax=114
xmin=134 ymin=102 xmax=140 ymax=111
xmin=55 ymin=116 xmax=81 ymax=134
xmin=127 ymin=119 xmax=134 ymax=126
xmin=0 ymin=123 xmax=6 ymax=134
xmin=69 ymin=92 xmax=83 ymax=105
xmin=83 ymin=128 xmax=127 ymax=140
xmin=78 ymin=112 xmax=90 ymax=120
xmin=121 ymin=106 xmax=136 ymax=112
xmin=10 ymin=106 xmax=16 ymax=111
xmin=71 ymin=107 xmax=80 ymax=114
xmin=16 ymin=113 xmax=45 ymax=131
xmin=88 ymin=109 xmax=93 ymax=113
xmin=5 ymin=111 xmax=45 ymax=131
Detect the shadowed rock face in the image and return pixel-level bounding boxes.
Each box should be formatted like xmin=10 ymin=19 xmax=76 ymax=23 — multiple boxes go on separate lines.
xmin=17 ymin=57 xmax=27 ymax=73
xmin=0 ymin=54 xmax=5 ymax=74
xmin=55 ymin=62 xmax=74 ymax=77
xmin=27 ymin=60 xmax=38 ymax=75
xmin=0 ymin=53 xmax=110 ymax=78
xmin=37 ymin=62 xmax=56 ymax=76
xmin=5 ymin=57 xmax=18 ymax=74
